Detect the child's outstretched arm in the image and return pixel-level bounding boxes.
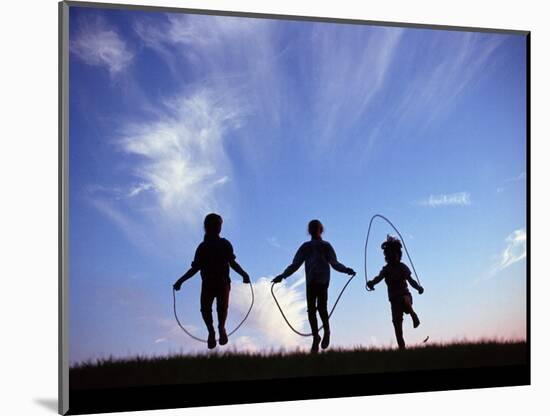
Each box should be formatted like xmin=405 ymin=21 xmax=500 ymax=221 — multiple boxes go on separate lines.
xmin=272 ymin=260 xmax=302 ymax=283
xmin=229 ymin=259 xmax=251 ymax=283
xmin=174 ymin=245 xmax=203 ymax=290
xmin=272 ymin=244 xmax=306 ymax=283
xmin=366 ymin=274 xmax=384 ymax=290
xmin=173 ymin=266 xmax=200 ymax=291
xmin=326 ymin=244 xmax=355 ymax=275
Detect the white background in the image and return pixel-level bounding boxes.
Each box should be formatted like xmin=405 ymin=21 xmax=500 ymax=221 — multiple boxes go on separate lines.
xmin=0 ymin=0 xmax=548 ymax=415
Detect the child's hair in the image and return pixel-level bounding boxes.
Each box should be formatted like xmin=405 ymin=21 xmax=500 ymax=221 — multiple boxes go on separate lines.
xmin=204 ymin=213 xmax=223 ymax=235
xmin=308 ymin=219 xmax=324 ymax=237
xmin=381 ymin=235 xmax=402 ymax=262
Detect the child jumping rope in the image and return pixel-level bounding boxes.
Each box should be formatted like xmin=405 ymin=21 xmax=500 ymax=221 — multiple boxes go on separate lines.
xmin=173 ymin=213 xmax=251 ymax=349
xmin=272 ymin=219 xmax=356 ymax=353
xmin=366 ymin=236 xmax=424 ymax=350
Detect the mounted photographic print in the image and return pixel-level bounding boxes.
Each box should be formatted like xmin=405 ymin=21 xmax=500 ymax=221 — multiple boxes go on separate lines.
xmin=59 ymin=1 xmax=530 ymax=414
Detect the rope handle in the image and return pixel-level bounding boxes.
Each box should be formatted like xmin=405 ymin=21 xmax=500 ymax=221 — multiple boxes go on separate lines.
xmin=173 ymin=281 xmax=255 ymax=343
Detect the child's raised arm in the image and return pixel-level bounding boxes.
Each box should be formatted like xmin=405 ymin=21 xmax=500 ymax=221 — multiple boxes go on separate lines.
xmin=366 ymin=273 xmax=384 ymax=290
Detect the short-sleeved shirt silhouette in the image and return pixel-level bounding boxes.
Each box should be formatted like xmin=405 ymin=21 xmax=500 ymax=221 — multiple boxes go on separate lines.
xmin=191 ymin=235 xmax=236 ymax=287
xmin=378 ymin=262 xmax=413 ymax=301
xmin=291 ymin=239 xmax=344 ymax=285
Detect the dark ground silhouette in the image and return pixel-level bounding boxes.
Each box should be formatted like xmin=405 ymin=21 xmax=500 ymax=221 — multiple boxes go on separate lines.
xmin=70 ymin=341 xmax=527 ymax=390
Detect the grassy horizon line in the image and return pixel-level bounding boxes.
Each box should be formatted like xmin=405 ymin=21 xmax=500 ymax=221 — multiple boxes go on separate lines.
xmin=71 ymin=338 xmax=527 ymax=368
xmin=70 ymin=340 xmax=527 ymax=390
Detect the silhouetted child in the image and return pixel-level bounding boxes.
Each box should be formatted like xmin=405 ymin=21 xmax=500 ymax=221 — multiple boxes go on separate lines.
xmin=367 ymin=235 xmax=424 ymax=350
xmin=272 ymin=219 xmax=356 ymax=353
xmin=173 ymin=213 xmax=251 ymax=349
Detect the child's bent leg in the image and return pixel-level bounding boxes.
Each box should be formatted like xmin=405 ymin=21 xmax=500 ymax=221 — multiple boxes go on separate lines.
xmin=391 ymin=301 xmax=406 ymax=350
xmin=403 ymin=295 xmax=420 ymax=328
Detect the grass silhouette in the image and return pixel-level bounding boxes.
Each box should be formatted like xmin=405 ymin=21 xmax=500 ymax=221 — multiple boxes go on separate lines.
xmin=70 ymin=340 xmax=527 ymax=390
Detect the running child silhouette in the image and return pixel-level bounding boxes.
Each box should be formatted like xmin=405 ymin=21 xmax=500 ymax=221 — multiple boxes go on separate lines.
xmin=173 ymin=213 xmax=251 ymax=349
xmin=366 ymin=235 xmax=424 ymax=350
xmin=272 ymin=219 xmax=356 ymax=353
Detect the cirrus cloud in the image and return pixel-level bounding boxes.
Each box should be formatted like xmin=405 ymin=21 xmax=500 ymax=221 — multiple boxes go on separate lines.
xmin=498 ymin=228 xmax=527 ymax=271
xmin=418 ymin=191 xmax=471 ymax=207
xmin=70 ymin=16 xmax=134 ymax=75
xmin=118 ymin=86 xmax=243 ymax=225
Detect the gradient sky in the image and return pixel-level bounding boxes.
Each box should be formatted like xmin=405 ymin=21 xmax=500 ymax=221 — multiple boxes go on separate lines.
xmin=68 ymin=6 xmax=527 ymax=364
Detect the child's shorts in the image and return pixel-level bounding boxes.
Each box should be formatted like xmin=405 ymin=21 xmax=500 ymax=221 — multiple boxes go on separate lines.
xmin=390 ymin=294 xmax=413 ymax=323
xmin=200 ymin=282 xmax=231 ymax=313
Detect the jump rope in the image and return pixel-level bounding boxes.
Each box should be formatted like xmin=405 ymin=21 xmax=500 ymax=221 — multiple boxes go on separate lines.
xmin=172 ymin=283 xmax=254 ymax=343
xmin=173 ymin=214 xmax=422 ymax=342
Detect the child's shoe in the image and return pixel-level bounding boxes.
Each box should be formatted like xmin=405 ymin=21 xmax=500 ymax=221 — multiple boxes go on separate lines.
xmin=321 ymin=330 xmax=331 ymax=350
xmin=412 ymin=313 xmax=420 ymax=328
xmin=207 ymin=331 xmax=217 ymax=349
xmin=219 ymin=327 xmax=228 ymax=345
xmin=311 ymin=334 xmax=321 ymax=353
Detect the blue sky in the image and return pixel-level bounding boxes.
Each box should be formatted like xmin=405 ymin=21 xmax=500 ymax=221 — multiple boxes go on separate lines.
xmin=68 ymin=6 xmax=527 ymax=363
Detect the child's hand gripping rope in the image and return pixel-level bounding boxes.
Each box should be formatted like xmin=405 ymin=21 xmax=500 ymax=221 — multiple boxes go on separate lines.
xmin=366 ymin=278 xmax=424 ymax=294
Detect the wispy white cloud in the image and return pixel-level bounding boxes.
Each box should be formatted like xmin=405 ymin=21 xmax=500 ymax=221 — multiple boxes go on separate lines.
xmin=134 ymin=14 xmax=287 ymax=128
xmin=310 ymin=25 xmax=404 ymax=145
xmin=148 ymin=14 xmax=267 ymax=48
xmin=127 ymin=182 xmax=154 ymax=198
xmin=497 ymin=172 xmax=526 ymax=193
xmin=418 ymin=191 xmax=471 ymax=208
xmin=118 ymin=86 xmax=243 ymax=225
xmin=484 ymin=228 xmax=527 ymax=280
xmin=89 ymin=197 xmax=161 ymax=255
xmin=508 ymin=172 xmax=527 ymax=182
xmin=230 ymin=336 xmax=260 ymax=353
xmin=88 ymin=15 xmax=266 ymax=250
xmin=395 ymin=32 xmax=506 ymax=131
xmin=155 ymin=316 xmax=201 ymax=346
xmin=89 ymin=13 xmax=290 ymax=240
xmin=498 ymin=228 xmax=527 ymax=271
xmin=70 ymin=16 xmax=133 ymax=75
xmin=267 ymin=237 xmax=281 ymax=249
